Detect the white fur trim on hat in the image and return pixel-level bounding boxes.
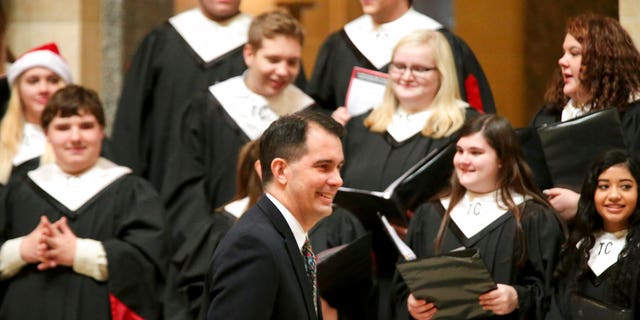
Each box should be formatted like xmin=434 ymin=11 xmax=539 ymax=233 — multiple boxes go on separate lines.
xmin=7 ymin=47 xmax=72 ymax=85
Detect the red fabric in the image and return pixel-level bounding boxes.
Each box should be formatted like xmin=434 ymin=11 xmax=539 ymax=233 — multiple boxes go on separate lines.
xmin=464 ymin=74 xmax=484 ymax=114
xmin=21 ymin=42 xmax=61 ymax=58
xmin=109 ymin=294 xmax=144 ymax=320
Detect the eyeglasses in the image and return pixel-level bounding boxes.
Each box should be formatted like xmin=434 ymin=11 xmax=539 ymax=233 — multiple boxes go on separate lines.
xmin=389 ymin=62 xmax=437 ymax=77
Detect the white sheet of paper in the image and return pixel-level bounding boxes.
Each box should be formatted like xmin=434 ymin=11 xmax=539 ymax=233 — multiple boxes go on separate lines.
xmin=345 ymin=67 xmax=388 ymax=116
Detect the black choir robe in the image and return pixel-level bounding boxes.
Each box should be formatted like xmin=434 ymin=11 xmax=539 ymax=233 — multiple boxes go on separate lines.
xmin=310 ymin=107 xmax=478 ymax=320
xmin=307 ymin=10 xmax=495 ymax=114
xmin=0 ymin=161 xmax=168 ymax=320
xmin=107 ymin=11 xmax=251 ymax=190
xmin=547 ymin=255 xmax=640 ymax=319
xmin=396 ymin=200 xmax=564 ymax=320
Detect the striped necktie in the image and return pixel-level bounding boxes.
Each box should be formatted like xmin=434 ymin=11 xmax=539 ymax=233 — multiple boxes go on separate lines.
xmin=302 ymin=237 xmax=317 ymax=315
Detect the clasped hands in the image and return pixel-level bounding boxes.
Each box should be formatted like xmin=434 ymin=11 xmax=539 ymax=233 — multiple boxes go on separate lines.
xmin=19 ymin=215 xmax=77 ymax=270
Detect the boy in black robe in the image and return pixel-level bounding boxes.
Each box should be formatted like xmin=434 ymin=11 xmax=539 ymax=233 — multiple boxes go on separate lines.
xmin=0 ymin=85 xmax=168 ymax=320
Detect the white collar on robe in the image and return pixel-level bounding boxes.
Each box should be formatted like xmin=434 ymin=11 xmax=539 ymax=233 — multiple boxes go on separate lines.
xmin=586 ymin=229 xmax=627 ymax=277
xmin=28 ymin=158 xmax=132 ymax=211
xmin=169 ymin=8 xmax=252 ymax=63
xmin=224 ymin=197 xmax=250 ymax=219
xmin=209 ymin=75 xmax=314 ymax=140
xmin=386 ymin=107 xmax=432 ymax=142
xmin=443 ymin=190 xmax=526 ymax=239
xmin=344 ymin=8 xmax=442 ymax=69
xmin=561 ymin=99 xmax=592 ymax=121
xmin=13 ymin=122 xmax=46 ymax=166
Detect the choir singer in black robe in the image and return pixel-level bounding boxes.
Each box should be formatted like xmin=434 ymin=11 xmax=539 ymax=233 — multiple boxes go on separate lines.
xmin=397 ymin=115 xmax=564 ymax=319
xmin=108 ymin=0 xmax=251 ymax=190
xmin=548 ymin=150 xmax=640 ymax=319
xmin=531 ymin=14 xmax=640 ymax=222
xmin=0 ymin=85 xmax=168 ymax=320
xmin=307 ymin=0 xmax=495 ymax=116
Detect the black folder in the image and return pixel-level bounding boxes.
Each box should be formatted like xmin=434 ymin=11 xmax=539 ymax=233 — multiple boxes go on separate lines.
xmin=397 ymin=248 xmax=497 ymax=320
xmin=333 ymin=142 xmax=455 ymax=229
xmin=570 ymin=294 xmax=632 ymax=320
xmin=332 ymin=142 xmax=455 ymax=273
xmin=536 ymin=108 xmax=626 ymax=192
xmin=316 ymin=233 xmax=374 ymax=310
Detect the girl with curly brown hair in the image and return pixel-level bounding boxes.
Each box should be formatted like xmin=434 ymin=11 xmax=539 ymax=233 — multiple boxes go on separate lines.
xmin=531 ymin=14 xmax=640 ymax=223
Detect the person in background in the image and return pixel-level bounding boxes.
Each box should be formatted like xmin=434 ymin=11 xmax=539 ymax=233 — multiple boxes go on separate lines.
xmin=311 ymin=29 xmax=479 ymax=320
xmin=308 ymin=0 xmax=494 ymax=124
xmin=397 ymin=114 xmax=564 ymax=319
xmin=205 ymin=110 xmax=344 ymax=320
xmin=548 ymin=150 xmax=640 ymax=319
xmin=0 ymin=42 xmax=70 ymax=188
xmin=531 ymin=13 xmax=640 ymax=222
xmin=0 ymin=84 xmax=167 ymax=319
xmin=161 ymin=10 xmax=313 ymax=320
xmin=108 ymin=0 xmax=251 ymax=192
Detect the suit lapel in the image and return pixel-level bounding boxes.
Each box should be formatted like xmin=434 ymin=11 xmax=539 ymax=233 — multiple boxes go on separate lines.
xmin=257 ymin=196 xmax=317 ymax=319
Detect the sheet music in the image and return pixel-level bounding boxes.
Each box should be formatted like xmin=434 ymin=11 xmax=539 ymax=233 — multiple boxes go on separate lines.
xmin=381 ymin=216 xmax=416 ymax=261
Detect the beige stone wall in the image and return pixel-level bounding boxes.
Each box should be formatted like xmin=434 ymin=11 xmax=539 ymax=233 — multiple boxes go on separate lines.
xmin=620 ymin=0 xmax=640 ymax=49
xmin=5 ymin=0 xmax=101 ymax=92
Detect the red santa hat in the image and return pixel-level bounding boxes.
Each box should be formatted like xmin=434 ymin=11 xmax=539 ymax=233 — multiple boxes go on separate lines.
xmin=7 ymin=42 xmax=73 ymax=85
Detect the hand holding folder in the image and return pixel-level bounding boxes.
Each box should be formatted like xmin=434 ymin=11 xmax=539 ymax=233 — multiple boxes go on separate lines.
xmin=397 ymin=248 xmax=497 ymax=319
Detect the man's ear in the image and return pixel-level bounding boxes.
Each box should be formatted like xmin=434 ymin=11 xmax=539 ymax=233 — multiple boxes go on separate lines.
xmin=254 ymin=159 xmax=262 ymax=180
xmin=243 ymin=43 xmax=255 ymax=66
xmin=270 ymin=158 xmax=288 ymax=185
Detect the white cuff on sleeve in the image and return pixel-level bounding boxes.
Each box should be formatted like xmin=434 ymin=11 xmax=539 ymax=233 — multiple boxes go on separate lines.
xmin=73 ymin=238 xmax=108 ymax=281
xmin=0 ymin=237 xmax=28 ymax=279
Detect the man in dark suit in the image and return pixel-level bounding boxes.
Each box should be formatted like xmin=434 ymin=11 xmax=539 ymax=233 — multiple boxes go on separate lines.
xmin=205 ymin=110 xmax=345 ymax=319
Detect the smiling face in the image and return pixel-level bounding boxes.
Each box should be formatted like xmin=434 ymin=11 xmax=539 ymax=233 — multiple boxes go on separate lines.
xmin=595 ymin=164 xmax=638 ymax=232
xmin=18 ymin=67 xmax=65 ymax=125
xmin=389 ymin=42 xmax=441 ymax=113
xmin=244 ymin=35 xmax=301 ymax=98
xmin=454 ymin=132 xmax=501 ymax=194
xmin=46 ymin=111 xmax=104 ymax=175
xmin=559 ymin=33 xmax=589 ymax=104
xmin=281 ymin=124 xmax=344 ymax=225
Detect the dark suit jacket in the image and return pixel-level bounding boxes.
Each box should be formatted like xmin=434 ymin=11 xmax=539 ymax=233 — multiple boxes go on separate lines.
xmin=205 ymin=195 xmax=320 ymax=319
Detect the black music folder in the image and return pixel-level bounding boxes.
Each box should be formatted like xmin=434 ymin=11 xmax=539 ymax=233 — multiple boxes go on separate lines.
xmin=397 ymin=248 xmax=497 ymax=320
xmin=316 ymin=233 xmax=373 ymax=310
xmin=570 ymin=294 xmax=632 ymax=320
xmin=333 ymin=141 xmax=455 ymax=229
xmin=536 ymin=108 xmax=626 ymax=192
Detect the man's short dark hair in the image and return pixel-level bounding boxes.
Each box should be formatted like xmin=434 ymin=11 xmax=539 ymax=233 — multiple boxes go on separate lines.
xmin=259 ymin=109 xmax=344 ymax=184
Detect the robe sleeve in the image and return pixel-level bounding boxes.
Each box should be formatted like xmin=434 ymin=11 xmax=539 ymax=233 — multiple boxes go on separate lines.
xmin=108 ymin=26 xmax=165 ymax=176
xmin=104 ymin=176 xmax=168 ymax=320
xmin=512 ymin=202 xmax=565 ymax=319
xmin=0 ymin=237 xmax=27 ymax=279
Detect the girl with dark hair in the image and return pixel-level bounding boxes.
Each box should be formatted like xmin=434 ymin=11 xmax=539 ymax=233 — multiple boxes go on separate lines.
xmin=532 ymin=13 xmax=640 ymax=222
xmin=397 ymin=114 xmax=564 ymax=319
xmin=548 ymin=150 xmax=640 ymax=319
